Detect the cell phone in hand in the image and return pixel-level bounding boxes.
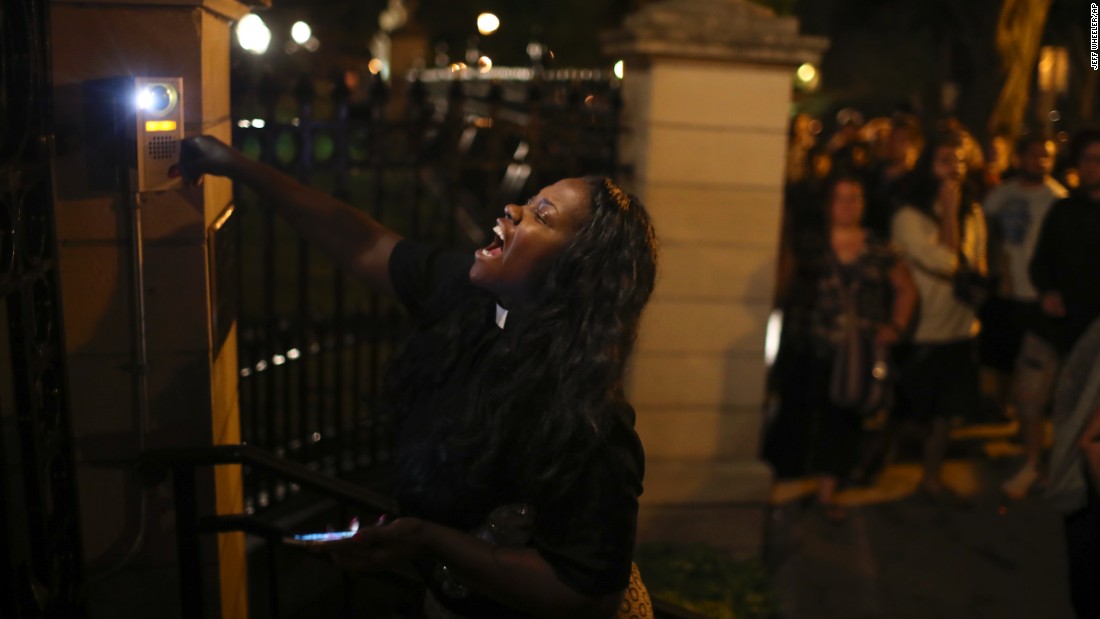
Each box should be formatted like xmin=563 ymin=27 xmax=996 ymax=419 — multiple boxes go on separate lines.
xmin=285 ymin=516 xmax=360 ymax=547
xmin=284 ymin=529 xmax=358 ymax=546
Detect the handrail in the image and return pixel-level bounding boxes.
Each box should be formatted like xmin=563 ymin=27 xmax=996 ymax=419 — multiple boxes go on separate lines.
xmin=143 ymin=443 xmax=709 ymax=619
xmin=139 ymin=443 xmax=400 ymax=618
xmin=138 ymin=443 xmax=400 ymax=515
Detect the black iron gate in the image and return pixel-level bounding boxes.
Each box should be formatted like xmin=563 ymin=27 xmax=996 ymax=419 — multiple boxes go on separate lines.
xmin=0 ymin=0 xmax=86 ymax=616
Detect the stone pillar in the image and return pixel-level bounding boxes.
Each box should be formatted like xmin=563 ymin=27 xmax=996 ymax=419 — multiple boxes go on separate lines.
xmin=603 ymin=0 xmax=827 ymax=556
xmin=49 ymin=0 xmax=261 ymax=616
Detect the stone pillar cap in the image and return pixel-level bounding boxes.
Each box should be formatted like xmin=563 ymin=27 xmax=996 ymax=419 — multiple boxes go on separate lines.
xmin=51 ymin=0 xmax=268 ymax=21
xmin=603 ymin=0 xmax=828 ymax=67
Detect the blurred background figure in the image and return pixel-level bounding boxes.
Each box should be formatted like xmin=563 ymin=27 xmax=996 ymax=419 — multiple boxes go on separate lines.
xmin=863 ymin=113 xmax=923 ymax=238
xmin=980 ymin=133 xmax=1068 ymax=497
xmin=982 ymin=129 xmax=1013 ymax=189
xmin=861 ymin=116 xmax=894 ymax=164
xmin=828 ymin=107 xmax=870 ymax=173
xmin=890 ymin=130 xmax=988 ymax=499
xmin=781 ymin=143 xmax=834 ymax=284
xmin=786 ymin=113 xmax=818 ymax=186
xmin=1011 ymin=128 xmax=1100 ymax=500
xmin=765 ymin=175 xmax=916 ymax=522
xmin=1044 ymin=316 xmax=1100 ymax=619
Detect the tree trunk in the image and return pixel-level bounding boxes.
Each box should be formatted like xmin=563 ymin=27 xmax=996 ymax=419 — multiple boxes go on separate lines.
xmin=988 ymin=0 xmax=1053 ymax=138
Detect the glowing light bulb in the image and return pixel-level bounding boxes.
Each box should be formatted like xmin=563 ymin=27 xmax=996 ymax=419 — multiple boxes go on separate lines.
xmin=237 ymin=14 xmax=271 ymax=54
xmin=797 ymin=63 xmax=816 ymax=83
xmin=291 ymin=21 xmax=312 ymax=45
xmin=477 ymin=13 xmax=500 ymax=35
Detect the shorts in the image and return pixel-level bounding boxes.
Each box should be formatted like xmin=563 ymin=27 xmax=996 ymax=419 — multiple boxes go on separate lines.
xmin=978 ymin=298 xmax=1036 ymax=371
xmin=895 ymin=339 xmax=980 ymax=423
xmin=1013 ymin=331 xmax=1061 ymax=420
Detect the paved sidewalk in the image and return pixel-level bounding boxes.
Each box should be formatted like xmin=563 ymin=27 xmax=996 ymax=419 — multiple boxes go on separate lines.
xmin=764 ymin=424 xmax=1077 ymax=619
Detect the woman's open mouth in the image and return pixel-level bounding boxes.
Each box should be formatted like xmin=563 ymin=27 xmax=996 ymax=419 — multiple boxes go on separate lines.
xmin=480 ymin=223 xmax=505 ymax=257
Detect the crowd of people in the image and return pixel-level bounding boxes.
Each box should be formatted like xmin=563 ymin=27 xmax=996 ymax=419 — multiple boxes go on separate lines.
xmin=765 ymin=109 xmax=1100 ymax=618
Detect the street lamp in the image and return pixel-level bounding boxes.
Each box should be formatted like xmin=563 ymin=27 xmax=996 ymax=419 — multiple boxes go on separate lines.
xmin=290 ymin=21 xmax=312 ymax=46
xmin=236 ymin=14 xmax=271 ymax=54
xmin=795 ymin=62 xmax=820 ymax=92
xmin=477 ymin=13 xmax=500 ymax=36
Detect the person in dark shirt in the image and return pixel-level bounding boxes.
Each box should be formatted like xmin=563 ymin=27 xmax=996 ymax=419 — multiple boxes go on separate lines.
xmin=1008 ymin=128 xmax=1100 ymax=503
xmin=862 ymin=113 xmax=922 ymax=238
xmin=178 ymin=135 xmax=659 ymax=618
xmin=1029 ymin=128 xmax=1100 ymax=357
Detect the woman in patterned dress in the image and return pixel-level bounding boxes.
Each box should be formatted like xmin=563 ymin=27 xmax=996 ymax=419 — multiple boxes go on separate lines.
xmin=767 ymin=174 xmax=917 ymax=521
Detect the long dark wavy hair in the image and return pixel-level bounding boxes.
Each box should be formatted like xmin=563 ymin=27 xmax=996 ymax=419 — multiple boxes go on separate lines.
xmin=387 ymin=176 xmax=659 ymax=501
xmin=904 ymin=130 xmax=980 ymax=221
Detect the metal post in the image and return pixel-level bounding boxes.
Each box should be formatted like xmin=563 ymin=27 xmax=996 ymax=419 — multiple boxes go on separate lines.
xmin=173 ymin=466 xmax=202 ymax=618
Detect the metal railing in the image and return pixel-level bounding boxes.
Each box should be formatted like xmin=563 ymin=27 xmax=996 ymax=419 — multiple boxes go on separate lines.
xmin=140 ymin=444 xmax=706 ymax=619
xmin=137 ymin=444 xmax=398 ymax=618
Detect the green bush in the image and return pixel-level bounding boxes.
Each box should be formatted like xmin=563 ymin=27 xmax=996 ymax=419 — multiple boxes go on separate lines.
xmin=635 ymin=544 xmax=780 ymax=619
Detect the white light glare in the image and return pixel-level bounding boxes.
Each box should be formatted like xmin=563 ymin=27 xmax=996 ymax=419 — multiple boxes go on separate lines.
xmin=291 ymin=21 xmax=312 ymax=45
xmin=613 ymin=60 xmax=625 ymax=80
xmin=478 ymin=56 xmax=493 ymax=73
xmin=136 ymin=89 xmax=154 ymax=110
xmin=764 ymin=308 xmax=783 ymax=368
xmin=251 ymin=118 xmax=266 ymax=129
xmin=477 ymin=13 xmax=500 ymax=36
xmin=237 ymin=14 xmax=272 ymax=54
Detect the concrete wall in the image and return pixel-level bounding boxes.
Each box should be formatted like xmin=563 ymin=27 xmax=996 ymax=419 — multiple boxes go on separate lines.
xmin=50 ymin=1 xmax=249 ymax=616
xmin=605 ymin=0 xmax=827 ymax=557
xmin=623 ymin=58 xmax=788 ymax=555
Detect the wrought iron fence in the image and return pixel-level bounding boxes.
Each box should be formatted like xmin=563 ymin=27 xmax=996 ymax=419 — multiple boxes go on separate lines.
xmin=230 ymin=66 xmax=624 ymax=515
xmin=1 ymin=0 xmax=86 ymax=616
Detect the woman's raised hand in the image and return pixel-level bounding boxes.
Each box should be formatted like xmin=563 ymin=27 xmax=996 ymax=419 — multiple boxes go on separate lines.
xmin=937 ymin=178 xmax=962 ymax=212
xmin=177 ymin=135 xmax=245 ymax=183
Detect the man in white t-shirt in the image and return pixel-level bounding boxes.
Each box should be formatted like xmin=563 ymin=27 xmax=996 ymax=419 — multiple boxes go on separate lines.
xmin=981 ymin=134 xmax=1067 ymax=498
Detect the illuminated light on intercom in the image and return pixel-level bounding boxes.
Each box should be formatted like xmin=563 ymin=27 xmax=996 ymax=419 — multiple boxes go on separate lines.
xmin=136 ymin=83 xmax=177 ymax=113
xmin=144 ymin=120 xmax=178 ymax=132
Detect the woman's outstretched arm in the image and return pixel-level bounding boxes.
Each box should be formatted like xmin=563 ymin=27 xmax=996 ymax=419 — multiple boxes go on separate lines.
xmin=179 ymin=136 xmax=402 ymax=296
xmin=323 ymin=517 xmax=624 ymax=618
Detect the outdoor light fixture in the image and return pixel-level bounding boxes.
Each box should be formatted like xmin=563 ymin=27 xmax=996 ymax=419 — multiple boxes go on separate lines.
xmin=796 ymin=63 xmax=816 ymax=83
xmin=136 ymin=84 xmax=176 ymax=114
xmin=795 ymin=62 xmax=820 ymax=91
xmin=291 ymin=21 xmax=312 ymax=45
xmin=613 ymin=60 xmax=625 ymax=80
xmin=237 ymin=14 xmax=272 ymax=54
xmin=477 ymin=12 xmax=500 ymax=36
